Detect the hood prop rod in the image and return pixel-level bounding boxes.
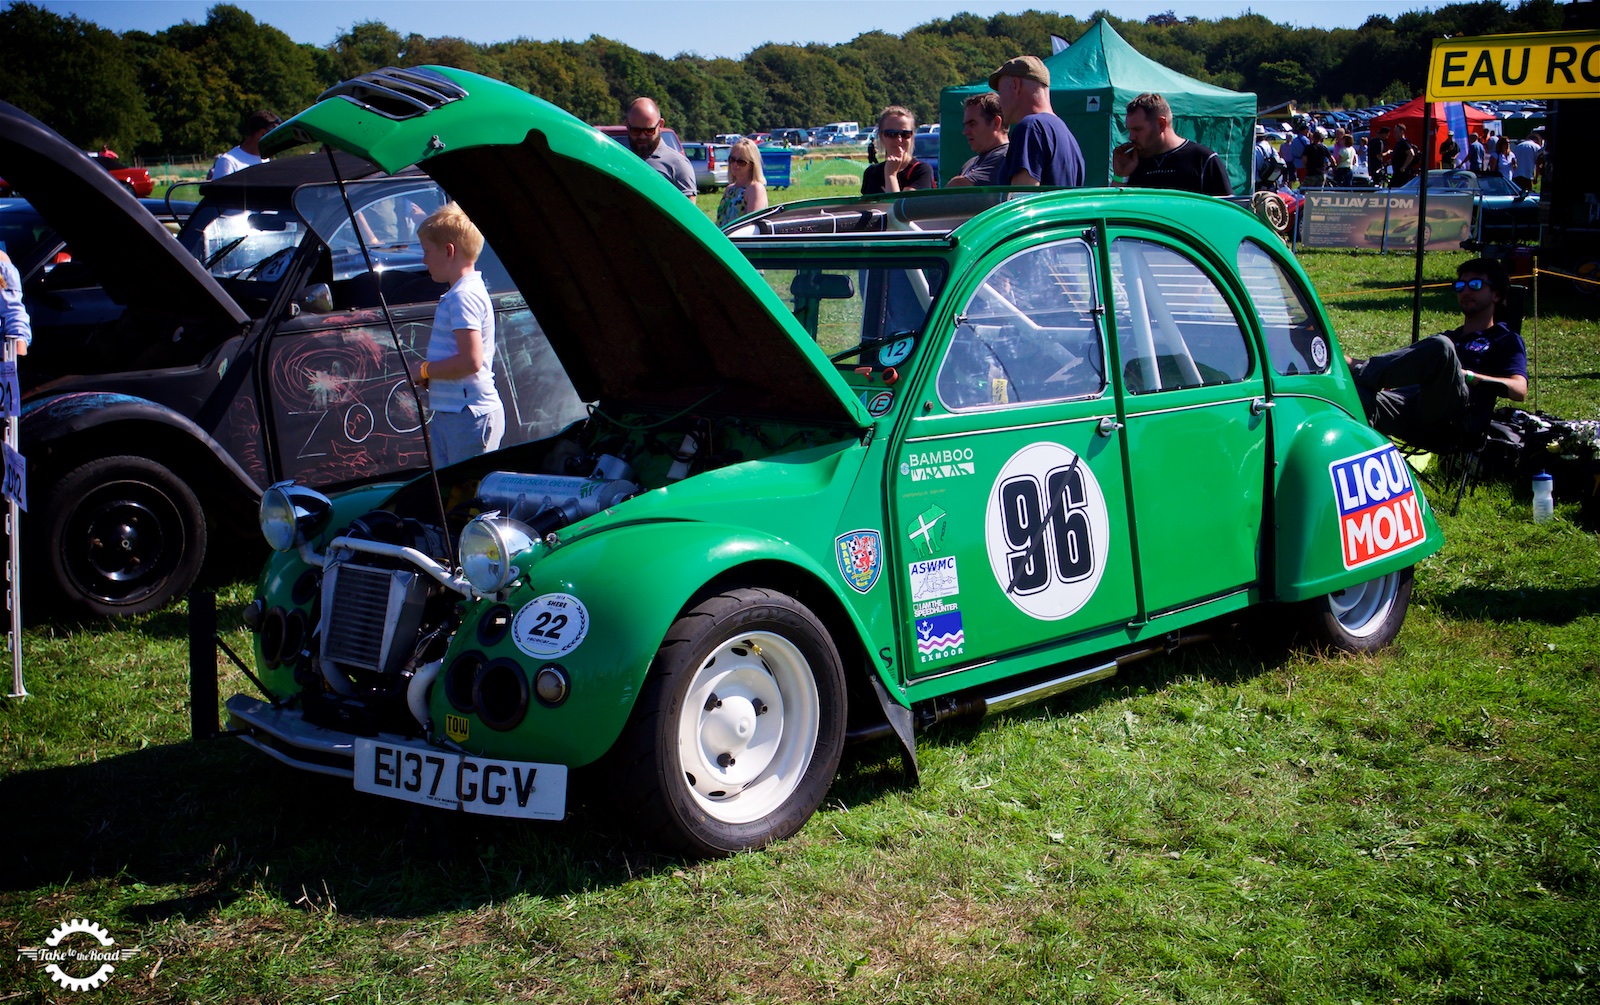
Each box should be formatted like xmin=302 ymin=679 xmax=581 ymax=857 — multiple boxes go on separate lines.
xmin=323 ymin=146 xmax=454 ymax=568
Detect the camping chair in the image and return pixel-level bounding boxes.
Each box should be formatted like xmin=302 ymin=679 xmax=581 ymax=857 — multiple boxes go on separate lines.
xmin=1398 ymin=284 xmax=1525 ymax=515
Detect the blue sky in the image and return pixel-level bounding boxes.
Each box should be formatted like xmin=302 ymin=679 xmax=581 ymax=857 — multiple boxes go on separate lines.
xmin=37 ymin=1 xmax=1435 ymax=58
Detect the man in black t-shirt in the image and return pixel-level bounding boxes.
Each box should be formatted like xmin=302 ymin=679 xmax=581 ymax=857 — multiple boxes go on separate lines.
xmin=1111 ymin=93 xmax=1233 ymax=196
xmin=1389 ymin=124 xmax=1419 ymax=187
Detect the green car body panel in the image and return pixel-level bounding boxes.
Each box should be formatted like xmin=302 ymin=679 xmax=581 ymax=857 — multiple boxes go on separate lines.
xmin=228 ymin=68 xmax=1442 ymax=851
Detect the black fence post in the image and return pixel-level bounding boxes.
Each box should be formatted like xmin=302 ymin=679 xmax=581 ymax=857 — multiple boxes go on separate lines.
xmin=189 ymin=588 xmax=218 ymax=740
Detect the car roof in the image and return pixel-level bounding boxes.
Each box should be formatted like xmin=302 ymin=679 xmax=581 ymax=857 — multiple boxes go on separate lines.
xmin=0 ymin=99 xmax=247 ymax=324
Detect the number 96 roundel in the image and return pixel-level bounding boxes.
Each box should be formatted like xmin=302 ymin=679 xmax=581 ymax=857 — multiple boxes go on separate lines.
xmin=985 ymin=442 xmax=1110 ymax=621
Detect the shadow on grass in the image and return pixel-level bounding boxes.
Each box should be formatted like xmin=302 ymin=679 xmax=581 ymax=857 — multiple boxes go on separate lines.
xmin=1435 ymin=583 xmax=1599 ymax=624
xmin=0 ymin=739 xmax=706 ymax=921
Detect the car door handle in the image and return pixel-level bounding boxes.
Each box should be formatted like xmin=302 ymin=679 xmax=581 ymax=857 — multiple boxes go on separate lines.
xmin=1251 ymin=397 xmax=1275 ymax=416
xmin=1097 ymin=416 xmax=1124 ymax=436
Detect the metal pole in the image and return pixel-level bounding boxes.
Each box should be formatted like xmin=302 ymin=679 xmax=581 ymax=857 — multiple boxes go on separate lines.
xmin=189 ymin=588 xmax=218 ymax=740
xmin=4 ymin=337 xmax=22 ymax=699
xmin=1411 ymin=103 xmax=1433 ymax=344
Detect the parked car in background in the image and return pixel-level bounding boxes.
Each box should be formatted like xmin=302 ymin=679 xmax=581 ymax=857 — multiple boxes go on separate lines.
xmin=681 ymin=141 xmax=729 ymax=191
xmin=221 ymin=66 xmax=1442 ymax=860
xmin=2 ymin=95 xmax=585 ymax=616
xmin=1391 ymin=169 xmax=1539 ymax=243
xmin=714 ymin=133 xmax=744 ymax=146
xmin=0 ymin=149 xmax=156 ymax=199
xmin=766 ymin=128 xmax=807 ymax=147
xmin=914 ymin=132 xmax=941 ymax=180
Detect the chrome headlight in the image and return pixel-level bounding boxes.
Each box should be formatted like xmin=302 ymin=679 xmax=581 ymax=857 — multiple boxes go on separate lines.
xmin=259 ymin=481 xmax=333 ymax=552
xmin=459 ymin=514 xmax=539 ymax=593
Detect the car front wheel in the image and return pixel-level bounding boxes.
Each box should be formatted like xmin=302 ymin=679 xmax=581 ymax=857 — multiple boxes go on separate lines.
xmin=613 ymin=587 xmax=846 ymax=857
xmin=42 ymin=455 xmax=207 ymax=617
xmin=1304 ymin=566 xmax=1413 ymax=654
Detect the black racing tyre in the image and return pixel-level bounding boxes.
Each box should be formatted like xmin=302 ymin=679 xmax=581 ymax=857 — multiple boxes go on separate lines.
xmin=610 ymin=587 xmax=847 ymax=857
xmin=41 ymin=455 xmax=207 ymax=617
xmin=1302 ymin=566 xmax=1413 ymax=654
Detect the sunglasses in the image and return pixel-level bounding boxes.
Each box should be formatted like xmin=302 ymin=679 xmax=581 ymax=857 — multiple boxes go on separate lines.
xmin=727 ymin=156 xmax=751 ymax=165
xmin=626 ymin=122 xmax=661 ymax=134
xmin=880 ymin=129 xmax=915 ymax=139
xmin=1453 ymin=278 xmax=1488 ymax=291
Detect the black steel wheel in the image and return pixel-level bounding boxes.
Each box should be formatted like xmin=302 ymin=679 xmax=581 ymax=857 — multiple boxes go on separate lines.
xmin=43 ymin=455 xmax=207 ymax=616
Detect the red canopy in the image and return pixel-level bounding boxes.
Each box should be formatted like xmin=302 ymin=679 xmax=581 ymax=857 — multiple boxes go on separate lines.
xmin=1372 ymin=98 xmax=1497 ymax=168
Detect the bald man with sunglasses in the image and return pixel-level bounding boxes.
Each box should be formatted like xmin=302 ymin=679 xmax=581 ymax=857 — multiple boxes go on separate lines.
xmin=1349 ymin=258 xmax=1527 ymax=445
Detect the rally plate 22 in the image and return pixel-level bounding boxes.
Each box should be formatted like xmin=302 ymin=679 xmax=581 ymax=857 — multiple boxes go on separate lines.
xmin=353 ymin=737 xmax=567 ymax=820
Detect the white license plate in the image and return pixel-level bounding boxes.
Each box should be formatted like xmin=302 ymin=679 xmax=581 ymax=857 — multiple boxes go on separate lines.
xmin=352 ymin=738 xmax=566 ymax=820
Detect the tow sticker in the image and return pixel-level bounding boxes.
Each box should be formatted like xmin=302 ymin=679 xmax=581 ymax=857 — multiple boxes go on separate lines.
xmin=512 ymin=593 xmax=590 ymax=658
xmin=984 ymin=442 xmax=1110 ymax=621
xmin=1330 ymin=444 xmax=1424 ymax=569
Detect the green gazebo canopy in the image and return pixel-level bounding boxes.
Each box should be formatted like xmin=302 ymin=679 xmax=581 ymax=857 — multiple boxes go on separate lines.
xmin=938 ymin=19 xmax=1257 ymax=191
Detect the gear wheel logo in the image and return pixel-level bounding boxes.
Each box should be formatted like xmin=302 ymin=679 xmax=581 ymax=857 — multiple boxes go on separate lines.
xmin=16 ymin=916 xmax=138 ymax=992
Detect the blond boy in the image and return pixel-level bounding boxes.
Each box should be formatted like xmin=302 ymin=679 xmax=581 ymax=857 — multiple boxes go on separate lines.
xmin=416 ymin=203 xmax=503 ymax=465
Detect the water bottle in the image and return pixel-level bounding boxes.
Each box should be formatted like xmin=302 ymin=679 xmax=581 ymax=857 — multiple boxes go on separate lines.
xmin=1532 ymin=471 xmax=1554 ymax=523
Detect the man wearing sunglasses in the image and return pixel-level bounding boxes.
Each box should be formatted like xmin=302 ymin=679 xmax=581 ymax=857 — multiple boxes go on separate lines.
xmin=1349 ymin=258 xmax=1527 ymax=445
xmin=624 ymin=97 xmax=697 ymax=198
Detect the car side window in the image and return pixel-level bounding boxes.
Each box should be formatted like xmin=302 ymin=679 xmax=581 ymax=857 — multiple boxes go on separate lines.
xmin=1237 ymin=240 xmax=1331 ymax=376
xmin=1109 ymin=237 xmax=1250 ymax=394
xmin=937 ymin=239 xmax=1105 ymax=410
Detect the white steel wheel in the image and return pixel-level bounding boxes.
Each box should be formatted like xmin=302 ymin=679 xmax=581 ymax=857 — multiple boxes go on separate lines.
xmin=676 ymin=629 xmax=819 ymax=823
xmin=615 ymin=588 xmax=846 ymax=857
xmin=1305 ymin=566 xmax=1413 ymax=654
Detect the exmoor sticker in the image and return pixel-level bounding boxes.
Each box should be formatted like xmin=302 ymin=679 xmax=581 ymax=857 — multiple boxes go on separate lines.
xmin=1330 ymin=444 xmax=1425 ymax=569
xmin=985 ymin=442 xmax=1110 ymax=621
xmin=915 ymin=610 xmax=965 ymax=664
xmin=900 ymin=445 xmax=976 ymax=482
xmin=908 ymin=555 xmax=959 ymax=603
xmin=835 ymin=529 xmax=884 ymax=593
xmin=906 ymin=504 xmax=947 ymax=558
xmin=512 ymin=593 xmax=590 ymax=659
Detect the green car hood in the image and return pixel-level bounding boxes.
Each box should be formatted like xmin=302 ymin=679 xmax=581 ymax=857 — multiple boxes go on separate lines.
xmin=265 ymin=66 xmax=868 ymax=427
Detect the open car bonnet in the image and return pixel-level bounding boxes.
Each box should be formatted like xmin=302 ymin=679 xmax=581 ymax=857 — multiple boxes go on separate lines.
xmin=0 ymin=100 xmax=248 ymax=325
xmin=265 ymin=67 xmax=869 ymax=426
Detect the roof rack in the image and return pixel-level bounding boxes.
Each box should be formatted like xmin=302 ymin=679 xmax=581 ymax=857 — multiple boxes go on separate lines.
xmin=317 ymin=67 xmax=468 ymax=121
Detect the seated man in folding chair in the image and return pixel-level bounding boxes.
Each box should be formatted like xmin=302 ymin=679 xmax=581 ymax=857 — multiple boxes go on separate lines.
xmin=1347 ymin=258 xmax=1527 ymax=449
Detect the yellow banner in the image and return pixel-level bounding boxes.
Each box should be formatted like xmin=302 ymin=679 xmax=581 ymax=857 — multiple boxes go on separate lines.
xmin=1427 ymin=30 xmax=1600 ymax=101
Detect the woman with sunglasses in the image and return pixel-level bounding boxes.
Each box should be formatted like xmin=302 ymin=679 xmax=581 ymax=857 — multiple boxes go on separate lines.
xmin=861 ymin=106 xmax=934 ymax=195
xmin=716 ymin=138 xmax=769 ymax=227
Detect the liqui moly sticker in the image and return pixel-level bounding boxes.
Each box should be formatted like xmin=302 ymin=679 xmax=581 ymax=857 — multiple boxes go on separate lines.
xmin=1330 ymin=444 xmax=1426 ymax=570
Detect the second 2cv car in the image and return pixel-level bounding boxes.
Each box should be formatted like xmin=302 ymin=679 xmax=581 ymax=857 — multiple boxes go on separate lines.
xmin=217 ymin=67 xmax=1443 ymax=857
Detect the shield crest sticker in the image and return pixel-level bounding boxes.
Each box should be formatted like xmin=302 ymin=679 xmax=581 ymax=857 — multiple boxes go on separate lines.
xmin=835 ymin=529 xmax=883 ymax=593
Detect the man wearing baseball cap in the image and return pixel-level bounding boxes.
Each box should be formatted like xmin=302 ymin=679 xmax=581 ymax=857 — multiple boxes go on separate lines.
xmin=988 ymin=55 xmax=1085 ymax=187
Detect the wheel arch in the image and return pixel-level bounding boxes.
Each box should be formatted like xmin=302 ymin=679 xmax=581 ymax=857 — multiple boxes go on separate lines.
xmin=23 ymin=394 xmax=263 ymax=515
xmin=1273 ymin=413 xmax=1443 ymax=602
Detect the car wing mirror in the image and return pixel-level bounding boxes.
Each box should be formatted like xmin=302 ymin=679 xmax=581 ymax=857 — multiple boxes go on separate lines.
xmin=295 ymin=282 xmax=333 ymax=314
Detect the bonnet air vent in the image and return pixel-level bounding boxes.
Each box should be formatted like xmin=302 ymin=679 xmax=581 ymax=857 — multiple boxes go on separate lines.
xmin=317 ymin=66 xmax=468 ymax=120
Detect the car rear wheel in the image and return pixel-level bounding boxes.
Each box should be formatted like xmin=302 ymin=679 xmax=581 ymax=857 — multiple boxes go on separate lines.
xmin=612 ymin=588 xmax=846 ymax=857
xmin=42 ymin=455 xmax=207 ymax=617
xmin=1303 ymin=566 xmax=1413 ymax=654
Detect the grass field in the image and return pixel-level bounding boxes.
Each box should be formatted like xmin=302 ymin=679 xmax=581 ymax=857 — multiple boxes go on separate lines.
xmin=1 ymin=227 xmax=1596 ymax=1002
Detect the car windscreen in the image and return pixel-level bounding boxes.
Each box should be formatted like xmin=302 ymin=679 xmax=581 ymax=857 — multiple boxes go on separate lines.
xmin=292 ymin=179 xmax=451 ymax=281
xmin=180 ymin=202 xmax=308 ymax=288
xmin=744 ymin=257 xmax=946 ymax=371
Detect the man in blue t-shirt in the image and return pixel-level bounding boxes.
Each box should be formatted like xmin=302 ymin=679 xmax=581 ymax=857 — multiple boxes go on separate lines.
xmin=987 ymin=55 xmax=1084 ymax=188
xmin=1349 ymin=258 xmax=1527 ymax=445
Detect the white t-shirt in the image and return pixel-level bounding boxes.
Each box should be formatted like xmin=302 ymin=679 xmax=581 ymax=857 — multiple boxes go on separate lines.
xmin=1512 ymin=138 xmax=1541 ymax=180
xmin=208 ymin=146 xmax=265 ymax=181
xmin=427 ymin=272 xmax=499 ymax=415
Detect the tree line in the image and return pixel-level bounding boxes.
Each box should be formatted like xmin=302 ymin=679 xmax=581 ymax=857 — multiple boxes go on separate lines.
xmin=0 ymin=0 xmax=1567 ymax=161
